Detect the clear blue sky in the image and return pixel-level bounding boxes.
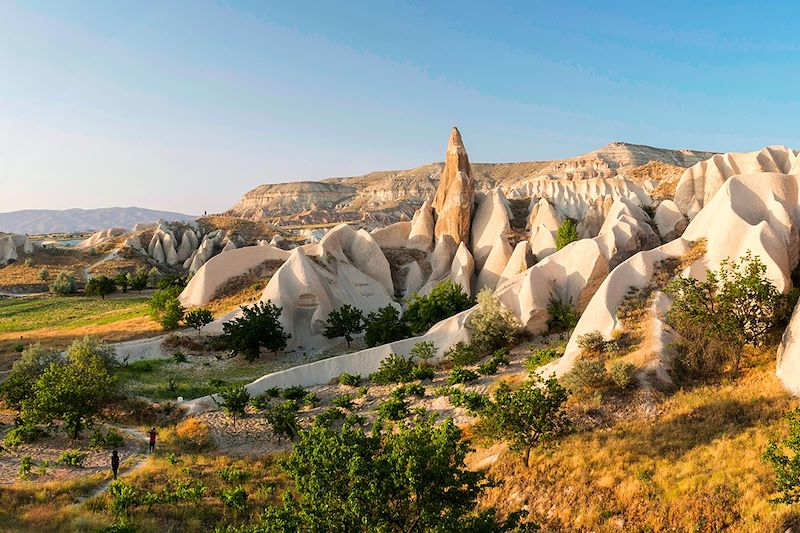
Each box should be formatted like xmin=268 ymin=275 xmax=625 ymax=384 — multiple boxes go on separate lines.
xmin=2 ymin=1 xmax=798 ymax=214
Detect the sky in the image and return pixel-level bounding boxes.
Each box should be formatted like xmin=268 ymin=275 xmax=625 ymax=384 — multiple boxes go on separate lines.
xmin=1 ymin=1 xmax=799 ymax=214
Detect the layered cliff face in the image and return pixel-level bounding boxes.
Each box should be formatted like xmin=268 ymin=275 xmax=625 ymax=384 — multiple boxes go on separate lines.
xmin=226 ymin=141 xmax=716 ymax=225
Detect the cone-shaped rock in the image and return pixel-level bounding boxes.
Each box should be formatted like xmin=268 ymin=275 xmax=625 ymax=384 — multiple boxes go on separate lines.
xmin=432 ymin=127 xmax=475 ymax=247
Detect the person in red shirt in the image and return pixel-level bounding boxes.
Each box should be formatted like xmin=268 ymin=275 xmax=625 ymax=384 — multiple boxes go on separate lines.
xmin=148 ymin=428 xmax=157 ymax=453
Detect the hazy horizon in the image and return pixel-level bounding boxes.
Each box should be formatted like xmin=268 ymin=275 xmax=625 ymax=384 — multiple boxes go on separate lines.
xmin=3 ymin=1 xmax=799 ymax=213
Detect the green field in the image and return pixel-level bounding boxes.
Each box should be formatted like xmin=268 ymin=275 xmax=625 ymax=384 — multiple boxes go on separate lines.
xmin=0 ymin=295 xmax=150 ymax=333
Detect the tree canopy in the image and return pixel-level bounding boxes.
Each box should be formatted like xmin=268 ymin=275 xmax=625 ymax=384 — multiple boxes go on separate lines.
xmin=324 ymin=304 xmax=365 ymax=348
xmin=223 ymin=301 xmax=290 ymax=361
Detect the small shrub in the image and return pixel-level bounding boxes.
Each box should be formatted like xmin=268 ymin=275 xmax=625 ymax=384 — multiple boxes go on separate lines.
xmin=172 ymin=351 xmax=188 ymax=363
xmin=302 ymin=391 xmax=319 ymax=407
xmin=218 ymin=465 xmax=250 ymax=484
xmin=315 ymin=407 xmax=345 ymax=427
xmin=369 ymin=353 xmax=415 ymax=384
xmin=356 ymin=385 xmax=369 ymax=397
xmin=444 ymin=343 xmax=479 ymax=367
xmin=403 ymin=280 xmax=474 ymax=336
xmin=18 ymin=455 xmax=33 ymax=479
xmin=363 ymin=305 xmax=411 ymax=347
xmin=264 ymin=387 xmax=281 ymax=398
xmin=525 ymin=347 xmax=560 ymax=371
xmin=478 ymin=348 xmax=512 ymax=375
xmin=577 ymin=331 xmax=607 ymax=357
xmin=250 ymin=394 xmax=272 ymax=411
xmin=546 ymin=296 xmax=579 ymax=332
xmin=391 ymin=383 xmax=425 ymax=398
xmin=58 ymin=450 xmax=88 ymax=467
xmin=324 ymin=304 xmax=365 ymax=348
xmin=220 ymin=485 xmax=248 ymax=515
xmin=217 ymin=385 xmax=250 ymax=428
xmin=409 ymin=341 xmax=437 ymax=365
xmin=468 ymin=289 xmax=521 ymax=354
xmin=377 ymin=396 xmax=409 ymax=421
xmin=37 ymin=267 xmax=50 ymax=281
xmin=184 ymin=308 xmax=214 ymax=335
xmin=448 ymin=389 xmax=488 ymax=412
xmin=282 ymin=385 xmax=307 ymax=401
xmin=49 ymin=272 xmax=77 ymax=294
xmin=561 ymin=359 xmax=607 ymax=396
xmin=609 ymin=361 xmax=636 ymax=390
xmin=410 ymin=364 xmax=435 ymax=381
xmin=3 ymin=424 xmax=44 ymax=449
xmin=332 ymin=394 xmax=354 ymax=409
xmin=90 ymin=429 xmax=125 ymax=449
xmin=172 ymin=417 xmax=213 ymax=451
xmin=555 ymin=218 xmax=579 ymax=250
xmin=447 ymin=367 xmax=479 ymax=385
xmin=265 ymin=400 xmax=299 ymax=441
xmin=338 ymin=373 xmax=362 ymax=387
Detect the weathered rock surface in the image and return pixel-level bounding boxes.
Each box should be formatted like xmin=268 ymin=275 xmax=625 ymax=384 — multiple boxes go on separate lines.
xmin=471 ymin=188 xmax=511 ymax=270
xmin=432 ymin=127 xmax=475 ymax=247
xmin=475 ymin=234 xmax=513 ymax=292
xmin=451 ymin=242 xmax=475 ymax=296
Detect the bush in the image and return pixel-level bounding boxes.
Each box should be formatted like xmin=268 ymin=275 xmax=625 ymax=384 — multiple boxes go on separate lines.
xmin=58 ymin=450 xmax=88 ymax=467
xmin=666 ymin=251 xmax=790 ymax=375
xmin=265 ymin=400 xmax=299 ymax=441
xmin=332 ymin=394 xmax=354 ymax=409
xmin=218 ymin=465 xmax=250 ymax=484
xmin=369 ymin=353 xmax=415 ymax=385
xmin=49 ymin=272 xmax=76 ymax=294
xmin=171 ymin=417 xmax=213 ymax=452
xmin=223 ymin=301 xmax=290 ymax=361
xmin=555 ymin=218 xmax=579 ymax=250
xmin=149 ymin=286 xmax=184 ymax=331
xmin=391 ymin=383 xmax=425 ymax=398
xmin=609 ymin=361 xmax=636 ymax=390
xmin=338 ymin=372 xmax=362 ymax=387
xmin=220 ymin=485 xmax=248 ymax=514
xmin=85 ymin=275 xmax=117 ymax=299
xmin=37 ymin=267 xmax=49 ymax=281
xmin=315 ymin=407 xmax=345 ymax=428
xmin=577 ymin=331 xmax=607 ymax=357
xmin=377 ymin=396 xmax=409 ymax=421
xmin=479 ymin=348 xmax=511 ymax=375
xmin=561 ymin=359 xmax=607 ymax=396
xmin=765 ymin=408 xmax=800 ymax=503
xmin=468 ymin=289 xmax=520 ymax=354
xmin=90 ymin=428 xmax=125 ymax=449
xmin=410 ymin=364 xmax=436 ymax=381
xmin=0 ymin=343 xmax=61 ymax=413
xmin=184 ymin=308 xmax=213 ymax=335
xmin=250 ymin=394 xmax=272 ymax=411
xmin=282 ymin=385 xmax=307 ymax=401
xmin=448 ymin=388 xmax=488 ymax=412
xmin=363 ymin=305 xmax=411 ymax=347
xmin=546 ymin=296 xmax=579 ymax=332
xmin=444 ymin=342 xmax=479 ymax=367
xmin=525 ymin=347 xmax=561 ymax=372
xmin=403 ymin=280 xmax=474 ymax=336
xmin=324 ymin=304 xmax=365 ymax=348
xmin=447 ymin=367 xmax=479 ymax=385
xmin=4 ymin=424 xmax=44 ymax=449
xmin=409 ymin=341 xmax=437 ymax=365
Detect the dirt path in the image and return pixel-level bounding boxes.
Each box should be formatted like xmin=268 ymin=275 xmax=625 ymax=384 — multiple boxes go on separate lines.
xmin=75 ymin=426 xmax=151 ymax=503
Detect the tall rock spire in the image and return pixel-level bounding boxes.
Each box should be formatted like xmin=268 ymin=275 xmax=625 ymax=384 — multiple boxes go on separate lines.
xmin=432 ymin=127 xmax=475 ymax=246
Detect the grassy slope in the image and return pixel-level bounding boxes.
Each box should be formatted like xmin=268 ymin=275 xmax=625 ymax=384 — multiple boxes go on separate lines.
xmin=478 ymin=349 xmax=800 ymax=532
xmin=0 ymin=295 xmax=160 ymax=357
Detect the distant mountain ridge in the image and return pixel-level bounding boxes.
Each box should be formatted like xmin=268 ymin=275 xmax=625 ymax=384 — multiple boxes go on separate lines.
xmin=0 ymin=207 xmax=196 ymax=234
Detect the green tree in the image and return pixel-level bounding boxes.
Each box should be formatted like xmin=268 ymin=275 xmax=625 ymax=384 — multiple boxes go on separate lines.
xmin=149 ymin=286 xmax=185 ymax=330
xmin=764 ymin=408 xmax=800 ymax=504
xmin=114 ymin=272 xmax=130 ymax=293
xmin=666 ymin=251 xmax=789 ymax=374
xmin=555 ymin=218 xmax=578 ymax=251
xmin=85 ymin=275 xmax=117 ymax=299
xmin=217 ymin=385 xmax=250 ymax=428
xmin=49 ymin=271 xmax=76 ymax=295
xmin=0 ymin=344 xmax=61 ymax=413
xmin=468 ymin=288 xmax=521 ymax=354
xmin=481 ymin=375 xmax=570 ymax=466
xmin=403 ymin=280 xmax=475 ymax=336
xmin=363 ymin=305 xmax=411 ymax=347
xmin=266 ymin=400 xmax=300 ymax=441
xmin=23 ymin=341 xmax=117 ymax=439
xmin=223 ymin=301 xmax=290 ymax=361
xmin=185 ymin=308 xmax=214 ymax=336
xmin=324 ymin=304 xmax=365 ymax=348
xmin=260 ymin=415 xmax=527 ymax=532
xmin=129 ymin=270 xmax=148 ymax=293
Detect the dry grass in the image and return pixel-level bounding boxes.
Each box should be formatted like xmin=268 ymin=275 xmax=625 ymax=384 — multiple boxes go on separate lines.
xmin=198 ymin=215 xmax=279 ymax=245
xmin=0 ymin=248 xmax=92 ymax=292
xmin=477 ymin=352 xmax=800 ymax=532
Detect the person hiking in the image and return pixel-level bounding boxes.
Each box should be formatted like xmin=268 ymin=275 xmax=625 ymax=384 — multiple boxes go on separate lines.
xmin=148 ymin=428 xmax=157 ymax=453
xmin=111 ymin=450 xmax=120 ymax=480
